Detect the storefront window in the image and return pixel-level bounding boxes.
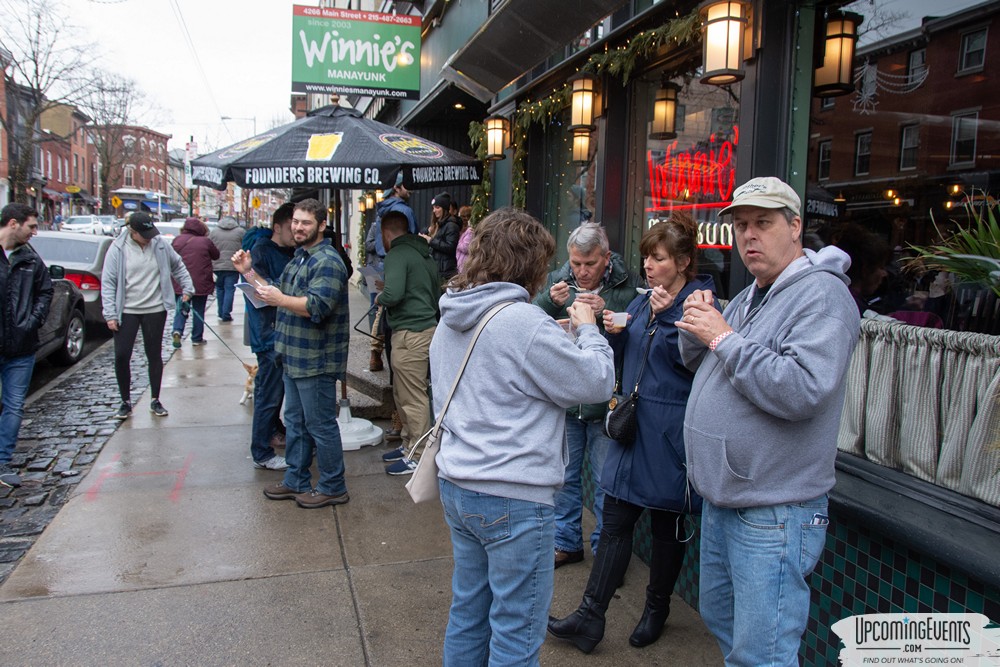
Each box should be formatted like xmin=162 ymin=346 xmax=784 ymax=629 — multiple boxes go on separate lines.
xmin=637 ymin=73 xmax=740 ymax=299
xmin=540 ymin=108 xmax=598 ymax=266
xmin=806 ymin=0 xmax=998 ymax=332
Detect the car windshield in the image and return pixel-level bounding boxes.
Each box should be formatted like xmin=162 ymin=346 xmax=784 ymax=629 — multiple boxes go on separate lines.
xmin=98 ymin=216 xmax=115 ymax=222
xmin=31 ymin=236 xmax=102 ymax=263
xmin=65 ymin=216 xmax=92 ymax=224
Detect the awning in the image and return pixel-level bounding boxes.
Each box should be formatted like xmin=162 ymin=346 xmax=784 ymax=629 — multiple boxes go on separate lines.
xmin=142 ymin=200 xmax=175 ymax=214
xmin=42 ymin=187 xmax=65 ymax=200
xmin=441 ymin=0 xmax=629 ymax=101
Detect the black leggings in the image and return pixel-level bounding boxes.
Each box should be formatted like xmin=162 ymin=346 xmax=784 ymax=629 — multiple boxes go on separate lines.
xmin=114 ymin=310 xmax=167 ymax=405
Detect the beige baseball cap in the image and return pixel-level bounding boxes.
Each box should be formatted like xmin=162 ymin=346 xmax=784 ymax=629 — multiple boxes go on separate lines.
xmin=719 ymin=177 xmax=801 ymax=217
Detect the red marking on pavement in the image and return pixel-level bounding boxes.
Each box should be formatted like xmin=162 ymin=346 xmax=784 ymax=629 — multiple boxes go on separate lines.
xmin=84 ymin=452 xmax=195 ymax=503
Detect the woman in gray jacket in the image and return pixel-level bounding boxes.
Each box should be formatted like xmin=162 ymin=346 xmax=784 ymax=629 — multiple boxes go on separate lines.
xmin=101 ymin=212 xmax=193 ymax=420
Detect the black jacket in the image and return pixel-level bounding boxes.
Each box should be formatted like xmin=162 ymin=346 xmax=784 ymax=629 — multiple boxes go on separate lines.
xmin=428 ymin=215 xmax=461 ymax=279
xmin=1 ymin=243 xmax=53 ymax=357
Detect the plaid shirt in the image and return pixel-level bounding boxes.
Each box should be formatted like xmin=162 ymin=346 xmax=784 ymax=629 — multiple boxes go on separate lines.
xmin=274 ymin=239 xmax=349 ymax=379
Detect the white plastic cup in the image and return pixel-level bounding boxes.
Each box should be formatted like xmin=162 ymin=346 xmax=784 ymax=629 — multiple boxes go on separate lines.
xmin=610 ymin=312 xmax=628 ymax=328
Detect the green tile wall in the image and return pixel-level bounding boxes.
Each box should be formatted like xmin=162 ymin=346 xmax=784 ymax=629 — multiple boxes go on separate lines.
xmin=582 ymin=452 xmax=1000 ymax=666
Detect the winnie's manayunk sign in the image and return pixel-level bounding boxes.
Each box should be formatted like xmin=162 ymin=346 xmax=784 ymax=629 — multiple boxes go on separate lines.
xmin=291 ymin=6 xmax=421 ymax=100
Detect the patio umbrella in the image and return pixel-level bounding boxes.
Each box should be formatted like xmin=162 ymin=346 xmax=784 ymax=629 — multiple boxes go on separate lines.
xmin=191 ymin=104 xmax=482 ymax=191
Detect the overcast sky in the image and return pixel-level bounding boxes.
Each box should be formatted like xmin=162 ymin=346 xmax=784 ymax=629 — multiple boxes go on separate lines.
xmin=49 ymin=0 xmax=988 ymax=156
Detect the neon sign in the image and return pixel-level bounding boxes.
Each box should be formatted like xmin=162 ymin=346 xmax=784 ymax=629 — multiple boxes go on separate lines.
xmin=647 ymin=125 xmax=738 ymax=210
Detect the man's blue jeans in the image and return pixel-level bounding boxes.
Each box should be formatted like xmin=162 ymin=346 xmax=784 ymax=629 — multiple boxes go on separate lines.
xmin=172 ymin=294 xmax=208 ymax=342
xmin=0 ymin=354 xmax=35 ymax=465
xmin=699 ymin=496 xmax=829 ymax=667
xmin=250 ymin=349 xmax=284 ymax=464
xmin=439 ymin=478 xmax=554 ymax=667
xmin=281 ymin=372 xmax=347 ymax=496
xmin=215 ymin=270 xmax=238 ymax=320
xmin=554 ymin=415 xmax=610 ymax=555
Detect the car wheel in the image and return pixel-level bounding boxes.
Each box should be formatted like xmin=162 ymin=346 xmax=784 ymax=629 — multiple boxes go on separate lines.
xmin=52 ymin=310 xmax=86 ymax=365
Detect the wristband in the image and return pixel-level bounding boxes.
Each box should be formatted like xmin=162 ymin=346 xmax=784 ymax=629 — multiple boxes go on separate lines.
xmin=709 ymin=330 xmax=734 ymax=351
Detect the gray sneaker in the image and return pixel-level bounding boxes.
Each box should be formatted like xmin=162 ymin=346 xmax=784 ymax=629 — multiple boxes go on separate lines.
xmin=253 ymin=455 xmax=289 ymax=470
xmin=150 ymin=399 xmax=169 ymax=417
xmin=0 ymin=464 xmax=22 ymax=489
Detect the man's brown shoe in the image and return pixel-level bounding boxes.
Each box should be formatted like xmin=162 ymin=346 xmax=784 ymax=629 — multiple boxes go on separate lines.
xmin=554 ymin=549 xmax=585 ymax=569
xmin=296 ymin=490 xmax=350 ymax=509
xmin=263 ymin=482 xmax=301 ymax=500
xmin=369 ymin=350 xmax=384 ymax=372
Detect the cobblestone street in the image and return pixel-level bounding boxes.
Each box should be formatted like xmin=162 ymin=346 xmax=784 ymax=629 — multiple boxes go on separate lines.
xmin=0 ymin=327 xmax=172 ymax=582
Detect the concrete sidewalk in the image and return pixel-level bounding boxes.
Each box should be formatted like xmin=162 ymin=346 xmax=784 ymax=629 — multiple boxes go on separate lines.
xmin=0 ymin=287 xmax=721 ymax=666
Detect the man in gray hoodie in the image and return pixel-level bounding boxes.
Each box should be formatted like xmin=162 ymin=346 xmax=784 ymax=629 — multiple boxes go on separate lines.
xmin=208 ymin=216 xmax=245 ymax=322
xmin=676 ymin=177 xmax=860 ymax=667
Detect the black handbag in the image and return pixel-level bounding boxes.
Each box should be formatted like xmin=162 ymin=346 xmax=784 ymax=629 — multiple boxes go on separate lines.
xmin=604 ymin=326 xmax=656 ymax=445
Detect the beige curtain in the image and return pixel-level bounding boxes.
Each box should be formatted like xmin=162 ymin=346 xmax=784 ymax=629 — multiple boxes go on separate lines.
xmin=838 ymin=320 xmax=1000 ymax=507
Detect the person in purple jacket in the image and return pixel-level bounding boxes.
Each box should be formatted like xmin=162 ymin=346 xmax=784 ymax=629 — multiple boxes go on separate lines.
xmin=170 ymin=216 xmax=219 ymax=347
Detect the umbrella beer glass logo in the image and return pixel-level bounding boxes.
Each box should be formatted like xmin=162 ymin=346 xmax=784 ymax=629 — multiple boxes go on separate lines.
xmin=379 ymin=133 xmax=442 ymax=158
xmin=306 ymin=132 xmax=344 ymax=161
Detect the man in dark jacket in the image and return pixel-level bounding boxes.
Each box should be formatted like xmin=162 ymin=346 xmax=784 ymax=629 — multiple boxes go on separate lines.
xmin=243 ymin=203 xmax=296 ymax=471
xmin=208 ymin=216 xmax=245 ymax=322
xmin=534 ymin=222 xmax=638 ymax=568
xmin=0 ymin=203 xmax=53 ymax=488
xmin=367 ymin=175 xmax=415 ymax=373
xmin=376 ymin=210 xmax=440 ymax=476
xmin=171 ymin=217 xmax=219 ymax=347
xmin=421 ymin=192 xmax=461 ymax=282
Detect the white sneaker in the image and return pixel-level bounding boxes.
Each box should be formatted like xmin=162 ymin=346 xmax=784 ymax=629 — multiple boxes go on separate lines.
xmin=253 ymin=455 xmax=289 ymax=470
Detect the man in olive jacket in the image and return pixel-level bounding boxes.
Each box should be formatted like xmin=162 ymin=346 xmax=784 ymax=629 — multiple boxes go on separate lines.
xmin=0 ymin=203 xmax=53 ymax=489
xmin=376 ymin=210 xmax=440 ymax=475
xmin=534 ymin=222 xmax=638 ymax=567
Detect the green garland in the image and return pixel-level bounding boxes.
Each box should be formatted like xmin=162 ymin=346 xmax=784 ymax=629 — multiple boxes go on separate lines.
xmin=469 ymin=9 xmax=702 ymax=212
xmin=467 ymin=121 xmax=491 ymax=225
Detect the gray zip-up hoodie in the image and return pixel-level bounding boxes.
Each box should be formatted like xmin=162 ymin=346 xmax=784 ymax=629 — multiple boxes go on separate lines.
xmin=679 ymin=246 xmax=860 ymax=508
xmin=430 ymin=282 xmax=615 ymax=506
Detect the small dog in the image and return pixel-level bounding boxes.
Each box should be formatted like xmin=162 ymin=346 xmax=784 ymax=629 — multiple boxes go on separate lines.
xmin=239 ymin=363 xmax=258 ymax=405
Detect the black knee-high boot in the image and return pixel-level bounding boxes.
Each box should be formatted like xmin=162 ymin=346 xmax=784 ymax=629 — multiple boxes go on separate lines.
xmin=547 ymin=531 xmax=633 ymax=654
xmin=629 ymin=536 xmax=687 ymax=647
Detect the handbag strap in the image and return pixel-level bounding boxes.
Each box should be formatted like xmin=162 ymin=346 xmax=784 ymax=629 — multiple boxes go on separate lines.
xmin=430 ymin=300 xmax=515 ymax=436
xmin=629 ymin=326 xmax=657 ymax=397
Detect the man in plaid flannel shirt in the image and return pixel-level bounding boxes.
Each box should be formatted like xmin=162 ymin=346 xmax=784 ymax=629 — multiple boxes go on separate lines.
xmin=232 ymin=198 xmax=351 ymax=509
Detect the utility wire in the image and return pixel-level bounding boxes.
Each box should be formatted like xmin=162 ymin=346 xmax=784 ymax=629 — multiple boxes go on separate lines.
xmin=166 ymin=0 xmax=233 ymax=142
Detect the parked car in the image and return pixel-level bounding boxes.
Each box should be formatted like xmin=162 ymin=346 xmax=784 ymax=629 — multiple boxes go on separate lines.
xmin=97 ymin=215 xmax=118 ymax=236
xmin=154 ymin=220 xmax=185 ymax=241
xmin=30 ymin=231 xmax=113 ymax=324
xmin=60 ymin=215 xmax=104 ymax=235
xmin=34 ymin=264 xmax=87 ymax=366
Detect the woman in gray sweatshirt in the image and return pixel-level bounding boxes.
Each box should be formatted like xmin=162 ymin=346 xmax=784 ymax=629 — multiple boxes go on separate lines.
xmin=429 ymin=207 xmax=615 ymax=667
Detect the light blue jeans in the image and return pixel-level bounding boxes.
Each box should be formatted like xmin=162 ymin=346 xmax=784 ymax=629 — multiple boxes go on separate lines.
xmin=439 ymin=478 xmax=554 ymax=667
xmin=281 ymin=373 xmax=347 ymax=497
xmin=0 ymin=354 xmax=35 ymax=464
xmin=553 ymin=416 xmax=610 ymax=555
xmin=698 ymin=496 xmax=829 ymax=667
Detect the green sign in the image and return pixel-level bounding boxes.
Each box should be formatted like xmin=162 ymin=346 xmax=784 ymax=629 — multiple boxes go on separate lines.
xmin=292 ymin=6 xmax=421 ymax=100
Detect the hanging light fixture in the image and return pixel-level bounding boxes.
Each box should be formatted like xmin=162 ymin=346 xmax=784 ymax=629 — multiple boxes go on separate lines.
xmin=650 ymin=80 xmax=682 ymax=140
xmin=571 ymin=130 xmax=591 ymax=164
xmin=365 ymin=192 xmax=375 ymax=210
xmin=699 ymin=0 xmax=750 ymax=86
xmin=484 ymin=115 xmax=510 ymax=161
xmin=834 ymin=192 xmax=846 ymax=203
xmin=813 ymin=11 xmax=863 ymax=98
xmin=568 ymin=72 xmax=598 ymax=131
xmin=376 ymin=189 xmax=384 ymax=202
xmin=358 ymin=196 xmax=366 ymax=213
xmin=884 ymin=189 xmax=897 ymax=199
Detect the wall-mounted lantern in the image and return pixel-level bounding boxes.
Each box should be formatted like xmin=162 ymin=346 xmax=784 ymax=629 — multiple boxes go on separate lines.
xmin=572 ymin=129 xmax=591 ymax=164
xmin=376 ymin=189 xmax=384 ymax=202
xmin=358 ymin=196 xmax=366 ymax=213
xmin=884 ymin=189 xmax=897 ymax=199
xmin=364 ymin=192 xmax=375 ymax=210
xmin=650 ymin=80 xmax=682 ymax=140
xmin=699 ymin=0 xmax=750 ymax=85
xmin=813 ymin=11 xmax=863 ymax=98
xmin=484 ymin=115 xmax=510 ymax=161
xmin=568 ymin=72 xmax=598 ymax=131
